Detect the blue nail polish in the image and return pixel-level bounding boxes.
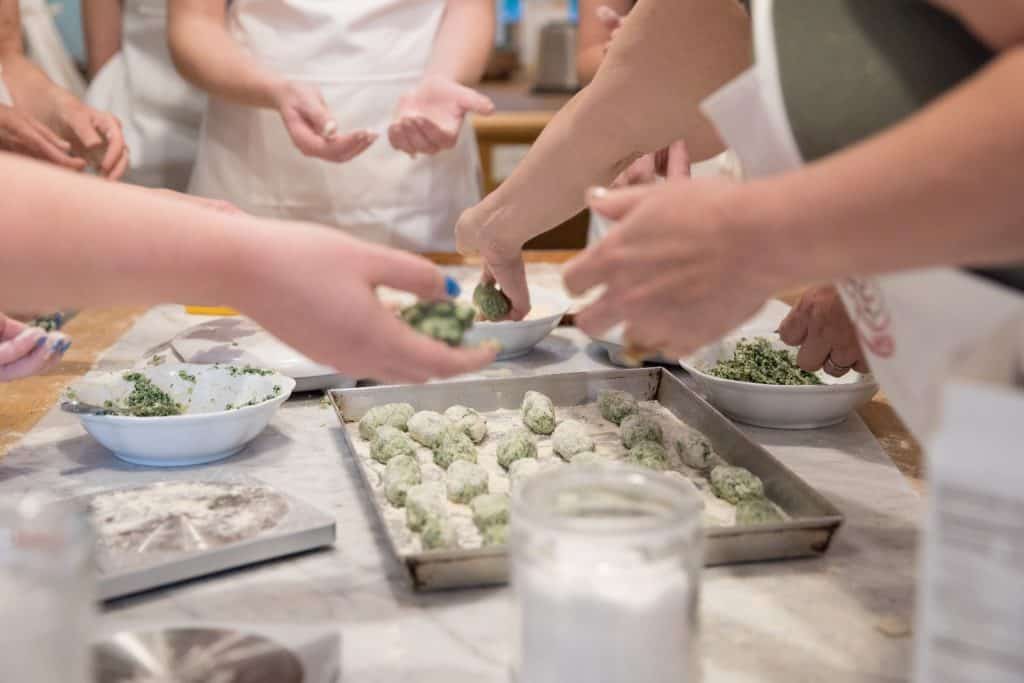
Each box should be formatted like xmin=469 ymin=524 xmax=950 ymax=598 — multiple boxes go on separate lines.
xmin=53 ymin=312 xmax=64 ymax=329
xmin=52 ymin=338 xmax=64 ymax=352
xmin=445 ymin=276 xmax=461 ymax=298
xmin=60 ymin=340 xmax=72 ymax=354
xmin=34 ymin=336 xmax=47 ymax=350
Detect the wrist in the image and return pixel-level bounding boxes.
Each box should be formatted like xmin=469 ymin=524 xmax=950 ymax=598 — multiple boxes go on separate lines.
xmin=265 ymin=76 xmax=292 ymax=110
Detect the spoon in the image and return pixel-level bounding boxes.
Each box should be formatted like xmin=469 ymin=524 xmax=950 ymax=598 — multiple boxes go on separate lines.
xmin=60 ymin=399 xmax=116 ymax=416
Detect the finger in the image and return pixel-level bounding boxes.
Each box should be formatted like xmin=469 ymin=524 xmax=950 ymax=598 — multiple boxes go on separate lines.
xmin=0 ymin=343 xmax=51 ymax=381
xmin=795 ymin=332 xmax=831 ymax=373
xmin=573 ymin=291 xmax=625 ymax=339
xmin=382 ymin=315 xmax=497 ymax=380
xmin=107 ymin=146 xmax=130 ymax=180
xmin=826 ymin=344 xmax=861 ymax=377
xmin=414 ymin=117 xmax=450 ymax=152
xmin=403 ymin=120 xmax=434 ymax=155
xmin=296 ymin=97 xmax=333 ymax=138
xmin=586 ymin=184 xmax=651 ymax=222
xmin=365 ymin=248 xmax=450 ymax=301
xmin=596 ymin=5 xmax=623 ymax=28
xmin=854 ymin=357 xmax=871 ymax=374
xmin=282 ymin=110 xmax=330 ymax=157
xmin=777 ymin=307 xmax=810 ymax=346
xmin=563 ymin=242 xmax=614 ymax=296
xmin=0 ymin=327 xmax=47 ymax=365
xmin=339 ymin=134 xmax=375 ymax=162
xmin=487 ymin=257 xmax=530 ymax=320
xmin=387 ymin=121 xmax=409 ymax=154
xmin=30 ymin=118 xmax=72 ymax=150
xmin=94 ymin=115 xmax=126 ymax=174
xmin=68 ymin=115 xmax=104 ymax=151
xmin=323 ymin=131 xmax=371 ymax=163
xmin=27 ymin=128 xmax=86 ymax=169
xmin=454 ymin=86 xmax=495 ymax=116
xmin=664 ymin=140 xmax=691 ymax=179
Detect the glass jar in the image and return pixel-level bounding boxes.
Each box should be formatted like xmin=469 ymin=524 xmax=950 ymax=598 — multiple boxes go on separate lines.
xmin=0 ymin=495 xmax=95 ymax=683
xmin=510 ymin=464 xmax=704 ymax=683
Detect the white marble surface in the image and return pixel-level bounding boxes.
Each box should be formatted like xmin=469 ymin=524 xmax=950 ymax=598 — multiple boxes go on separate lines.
xmin=0 ymin=305 xmax=922 ymax=682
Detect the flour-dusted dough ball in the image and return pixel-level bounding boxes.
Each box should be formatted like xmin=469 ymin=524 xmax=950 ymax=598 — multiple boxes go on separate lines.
xmin=675 ymin=431 xmax=717 ymax=470
xmin=597 ymin=389 xmax=638 ymax=425
xmin=735 ymin=498 xmax=784 ymax=525
xmin=473 ymin=281 xmax=512 ymax=321
xmin=482 ymin=523 xmax=509 ymax=547
xmin=400 ymin=300 xmax=476 ymax=346
xmin=470 ymin=493 xmax=511 ymax=530
xmin=446 ymin=460 xmax=489 ymax=503
xmin=383 ymin=454 xmax=422 ymax=507
xmin=421 ymin=517 xmax=458 ymax=550
xmin=521 ymin=390 xmax=556 ymax=435
xmin=620 ymin=414 xmax=663 ymax=448
xmin=497 ymin=427 xmax=538 ymax=470
xmin=551 ymin=420 xmax=595 ymax=460
xmin=626 ymin=441 xmax=669 ymax=471
xmin=358 ymin=403 xmax=415 ymax=440
xmin=444 ymin=405 xmax=488 ymax=444
xmin=408 ymin=410 xmax=451 ymax=449
xmin=405 ymin=482 xmax=447 ymax=532
xmin=370 ymin=425 xmax=418 ymax=464
xmin=710 ymin=465 xmax=765 ymax=504
xmin=433 ymin=425 xmax=478 ymax=469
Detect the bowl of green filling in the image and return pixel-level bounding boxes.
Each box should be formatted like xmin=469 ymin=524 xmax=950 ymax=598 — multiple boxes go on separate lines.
xmin=680 ymin=332 xmax=878 ymax=429
xmin=65 ymin=363 xmax=295 ymax=466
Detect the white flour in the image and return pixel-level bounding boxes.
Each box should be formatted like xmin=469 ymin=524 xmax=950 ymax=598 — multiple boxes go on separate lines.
xmin=345 ymin=400 xmax=741 ymax=555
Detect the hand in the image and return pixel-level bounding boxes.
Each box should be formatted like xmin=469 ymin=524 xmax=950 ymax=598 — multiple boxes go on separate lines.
xmin=147 ymin=188 xmax=243 ymax=214
xmin=273 ymin=81 xmax=377 ymax=162
xmin=0 ymin=105 xmax=87 ymax=171
xmin=51 ymin=94 xmax=128 ymax=180
xmin=0 ymin=314 xmax=71 ymax=382
xmin=597 ymin=5 xmax=625 ymax=54
xmin=778 ymin=285 xmax=869 ymax=377
xmin=455 ymin=206 xmax=530 ymax=321
xmin=563 ymin=178 xmax=783 ymax=359
xmin=389 ymin=75 xmax=494 ymax=156
xmin=611 ymin=140 xmax=690 ymax=188
xmin=238 ymin=224 xmax=497 ymax=383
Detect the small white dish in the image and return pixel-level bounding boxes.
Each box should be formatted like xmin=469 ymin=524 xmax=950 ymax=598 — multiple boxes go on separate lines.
xmin=463 ymin=286 xmax=571 ymax=360
xmin=66 ymin=364 xmax=295 ymax=467
xmin=681 ymin=331 xmax=879 ymax=429
xmin=171 ymin=317 xmax=353 ymax=391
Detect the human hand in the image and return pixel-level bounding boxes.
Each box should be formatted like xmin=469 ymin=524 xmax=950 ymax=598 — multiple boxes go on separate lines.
xmin=237 ymin=224 xmax=497 ymax=383
xmin=389 ymin=75 xmax=494 ymax=156
xmin=563 ymin=179 xmax=784 ymax=358
xmin=0 ymin=314 xmax=71 ymax=382
xmin=612 ymin=140 xmax=690 ymax=188
xmin=273 ymin=81 xmax=377 ymax=162
xmin=455 ymin=206 xmax=530 ymax=321
xmin=51 ymin=94 xmax=128 ymax=180
xmin=0 ymin=105 xmax=87 ymax=171
xmin=778 ymin=285 xmax=869 ymax=377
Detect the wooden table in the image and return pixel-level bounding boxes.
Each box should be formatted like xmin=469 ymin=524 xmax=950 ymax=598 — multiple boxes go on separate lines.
xmin=0 ymin=252 xmax=923 ymax=490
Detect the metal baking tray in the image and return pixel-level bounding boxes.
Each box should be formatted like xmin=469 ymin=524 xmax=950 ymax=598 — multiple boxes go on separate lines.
xmin=329 ymin=368 xmax=843 ymax=591
xmin=70 ymin=475 xmax=336 ymax=601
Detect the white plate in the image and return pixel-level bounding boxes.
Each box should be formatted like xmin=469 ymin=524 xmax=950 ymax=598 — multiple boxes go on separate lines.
xmin=681 ymin=331 xmax=879 ymax=429
xmin=67 ymin=364 xmax=296 ymax=467
xmin=171 ymin=318 xmax=353 ymax=391
xmin=594 ymin=299 xmax=794 ymax=367
xmin=463 ymin=286 xmax=571 ymax=360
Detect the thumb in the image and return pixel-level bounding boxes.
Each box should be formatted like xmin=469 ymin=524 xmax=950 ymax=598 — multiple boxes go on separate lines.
xmin=455 ymin=85 xmax=495 ymax=116
xmin=587 ymin=185 xmax=650 ymax=221
xmin=296 ymin=87 xmax=334 ymax=135
xmin=366 ymin=248 xmax=450 ymax=301
xmin=664 ymin=140 xmax=691 ymax=179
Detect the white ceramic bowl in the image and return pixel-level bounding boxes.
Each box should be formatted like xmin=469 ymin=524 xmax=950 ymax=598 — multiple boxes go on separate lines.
xmin=66 ymin=363 xmax=295 ymax=467
xmin=681 ymin=332 xmax=879 ymax=429
xmin=463 ymin=286 xmax=570 ymax=360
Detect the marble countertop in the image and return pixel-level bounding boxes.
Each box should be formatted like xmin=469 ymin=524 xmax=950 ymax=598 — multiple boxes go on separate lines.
xmin=0 ymin=306 xmax=921 ymax=682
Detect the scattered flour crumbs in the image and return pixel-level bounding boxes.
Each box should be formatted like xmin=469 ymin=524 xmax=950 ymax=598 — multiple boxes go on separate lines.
xmin=345 ymin=400 xmax=739 ymax=555
xmin=90 ymin=482 xmax=289 ymax=554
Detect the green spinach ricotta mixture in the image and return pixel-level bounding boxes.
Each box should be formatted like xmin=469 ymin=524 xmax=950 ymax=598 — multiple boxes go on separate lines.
xmin=105 ymin=372 xmax=184 ymax=417
xmin=707 ymin=337 xmax=822 ymax=386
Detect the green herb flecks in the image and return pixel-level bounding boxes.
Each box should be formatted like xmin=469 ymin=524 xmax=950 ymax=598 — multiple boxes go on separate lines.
xmin=178 ymin=370 xmax=197 ymax=383
xmin=106 ymin=372 xmax=185 ymax=417
xmin=226 ymin=365 xmax=274 ymax=377
xmin=707 ymin=337 xmax=822 ymax=386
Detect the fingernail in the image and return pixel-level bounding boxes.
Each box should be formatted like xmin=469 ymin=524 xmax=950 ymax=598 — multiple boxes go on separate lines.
xmin=445 ymin=276 xmax=461 ymax=298
xmin=60 ymin=340 xmax=72 ymax=354
xmin=34 ymin=335 xmax=48 ymax=350
xmin=51 ymin=338 xmax=64 ymax=352
xmin=53 ymin=312 xmax=64 ymax=329
xmin=587 ymin=186 xmax=609 ymax=200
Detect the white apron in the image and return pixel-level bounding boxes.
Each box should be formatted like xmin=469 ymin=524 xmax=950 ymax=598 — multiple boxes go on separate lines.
xmin=86 ymin=0 xmax=206 ymax=190
xmin=188 ymin=0 xmax=482 ymax=252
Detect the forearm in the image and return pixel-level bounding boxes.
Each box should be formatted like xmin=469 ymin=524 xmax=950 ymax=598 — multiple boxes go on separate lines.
xmin=424 ymin=0 xmax=494 ymax=84
xmin=748 ymin=47 xmax=1024 ymax=287
xmin=470 ymin=0 xmax=750 ymax=248
xmin=0 ymin=153 xmax=259 ymax=311
xmin=0 ymin=55 xmax=68 ymax=123
xmin=82 ymin=0 xmax=123 ymax=78
xmin=167 ymin=1 xmax=282 ymax=108
xmin=576 ymin=44 xmax=604 ymax=85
